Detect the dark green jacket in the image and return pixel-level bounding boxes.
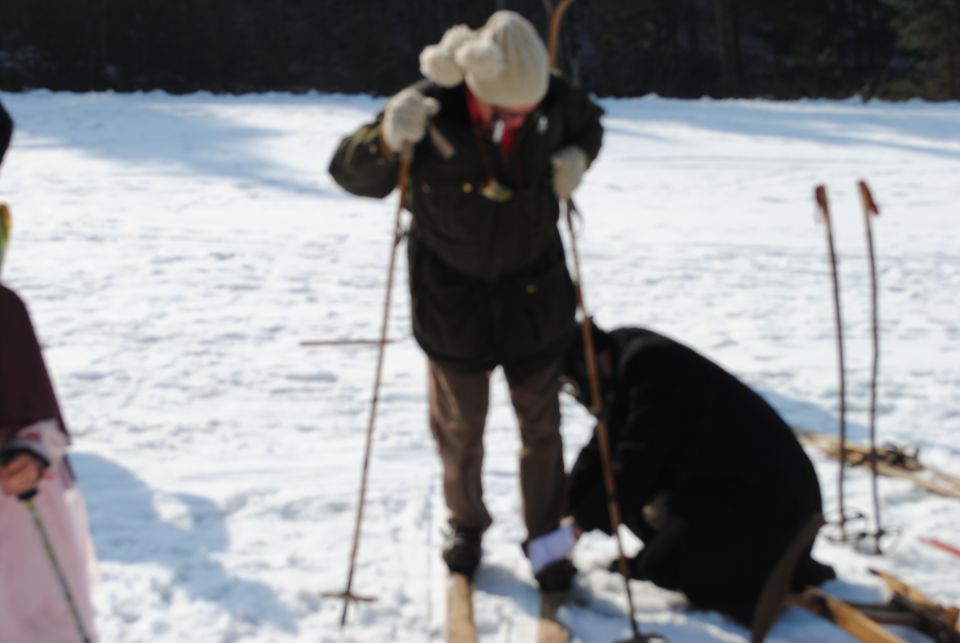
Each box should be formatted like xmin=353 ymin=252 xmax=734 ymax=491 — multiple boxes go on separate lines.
xmin=329 ymin=74 xmax=604 ymax=377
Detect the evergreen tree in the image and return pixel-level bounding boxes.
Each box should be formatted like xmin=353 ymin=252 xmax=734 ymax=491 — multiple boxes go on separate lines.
xmin=886 ymin=0 xmax=960 ymax=99
xmin=0 ymin=0 xmax=952 ymax=99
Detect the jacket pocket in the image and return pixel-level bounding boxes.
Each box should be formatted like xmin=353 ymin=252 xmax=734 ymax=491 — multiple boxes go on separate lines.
xmin=499 ymin=258 xmax=576 ymax=367
xmin=409 ymin=240 xmax=492 ymax=365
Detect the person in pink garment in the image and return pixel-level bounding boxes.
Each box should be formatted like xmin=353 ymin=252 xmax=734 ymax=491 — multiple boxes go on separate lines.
xmin=0 ymin=100 xmax=99 ymax=642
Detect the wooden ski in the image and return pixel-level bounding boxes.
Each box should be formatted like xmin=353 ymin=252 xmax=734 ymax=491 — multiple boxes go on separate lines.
xmin=447 ymin=573 xmax=477 ymax=643
xmin=795 ymin=428 xmax=960 ymax=500
xmin=781 ymin=571 xmax=960 ymax=643
xmin=868 ymin=568 xmax=960 ymax=642
xmin=538 ymin=591 xmax=570 ymax=643
xmin=787 ymin=588 xmax=907 ymax=643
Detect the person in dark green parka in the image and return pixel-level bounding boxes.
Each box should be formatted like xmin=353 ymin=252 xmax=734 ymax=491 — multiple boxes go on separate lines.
xmin=329 ymin=10 xmax=603 ymax=590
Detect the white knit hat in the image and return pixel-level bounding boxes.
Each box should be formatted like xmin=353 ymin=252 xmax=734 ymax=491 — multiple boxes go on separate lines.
xmin=419 ymin=11 xmax=549 ymax=108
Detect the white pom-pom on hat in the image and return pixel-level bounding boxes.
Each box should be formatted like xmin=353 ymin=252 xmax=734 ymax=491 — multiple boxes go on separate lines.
xmin=420 ymin=24 xmax=476 ymax=88
xmin=419 ymin=11 xmax=549 ymax=109
xmin=454 ymin=36 xmax=505 ymax=82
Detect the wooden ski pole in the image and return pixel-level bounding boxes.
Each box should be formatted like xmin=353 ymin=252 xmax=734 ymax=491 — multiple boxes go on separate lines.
xmin=323 ymin=141 xmax=413 ymax=626
xmin=564 ymin=200 xmax=660 ymax=643
xmin=23 ymin=493 xmax=92 ymax=643
xmin=548 ymin=0 xmax=576 ymax=68
xmin=814 ymin=185 xmax=849 ymax=542
xmin=858 ymin=180 xmax=883 ymax=554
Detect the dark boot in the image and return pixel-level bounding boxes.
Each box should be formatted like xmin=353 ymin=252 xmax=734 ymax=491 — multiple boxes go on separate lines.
xmin=535 ymin=558 xmax=577 ymax=592
xmin=443 ymin=527 xmax=483 ymax=578
xmin=608 ymin=552 xmax=648 ymax=579
xmin=791 ymin=556 xmax=836 ymax=592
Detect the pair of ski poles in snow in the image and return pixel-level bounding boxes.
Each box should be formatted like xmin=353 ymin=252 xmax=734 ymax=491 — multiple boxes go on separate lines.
xmin=814 ymin=181 xmax=883 ymax=553
xmin=1 ymin=210 xmax=92 ymax=643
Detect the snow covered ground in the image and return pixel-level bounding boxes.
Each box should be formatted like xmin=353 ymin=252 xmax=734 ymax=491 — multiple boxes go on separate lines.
xmin=1 ymin=90 xmax=957 ymax=642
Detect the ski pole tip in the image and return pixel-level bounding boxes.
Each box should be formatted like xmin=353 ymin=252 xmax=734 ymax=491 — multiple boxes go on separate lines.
xmin=617 ymin=634 xmax=667 ymax=643
xmin=858 ymin=180 xmax=880 ymax=215
xmin=814 ymin=185 xmax=827 ymax=209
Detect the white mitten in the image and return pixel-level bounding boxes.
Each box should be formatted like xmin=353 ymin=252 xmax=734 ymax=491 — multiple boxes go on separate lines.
xmin=550 ymin=146 xmax=588 ymax=201
xmin=382 ymin=87 xmax=441 ymax=153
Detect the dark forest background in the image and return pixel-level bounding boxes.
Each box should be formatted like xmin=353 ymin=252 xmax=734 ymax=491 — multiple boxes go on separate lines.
xmin=1 ymin=0 xmax=958 ymax=100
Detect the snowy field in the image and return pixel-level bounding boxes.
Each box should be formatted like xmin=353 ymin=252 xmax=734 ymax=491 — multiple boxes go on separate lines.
xmin=0 ymin=90 xmax=958 ymax=642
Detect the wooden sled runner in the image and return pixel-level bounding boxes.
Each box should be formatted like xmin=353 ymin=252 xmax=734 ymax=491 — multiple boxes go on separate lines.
xmin=795 ymin=428 xmax=960 ymax=500
xmin=787 ymin=568 xmax=960 ymax=643
xmin=538 ymin=591 xmax=570 ymax=643
xmin=753 ymin=514 xmax=959 ymax=642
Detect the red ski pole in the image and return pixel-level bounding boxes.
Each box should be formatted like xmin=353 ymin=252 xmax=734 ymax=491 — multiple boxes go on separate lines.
xmin=814 ymin=185 xmax=849 ymax=542
xmin=858 ymin=180 xmax=883 ymax=554
xmin=920 ymin=537 xmax=960 ymax=558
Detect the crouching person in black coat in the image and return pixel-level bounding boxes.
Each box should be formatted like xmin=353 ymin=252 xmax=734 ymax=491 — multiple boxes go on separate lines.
xmin=557 ymin=323 xmax=835 ymax=624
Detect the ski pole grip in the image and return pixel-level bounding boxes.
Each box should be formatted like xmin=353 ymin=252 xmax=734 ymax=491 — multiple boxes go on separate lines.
xmin=400 ymin=140 xmax=414 ymax=163
xmin=18 ymin=488 xmax=38 ymax=502
xmin=0 ymin=447 xmax=46 ymax=502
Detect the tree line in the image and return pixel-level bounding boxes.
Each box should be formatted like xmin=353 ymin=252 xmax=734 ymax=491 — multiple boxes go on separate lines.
xmin=0 ymin=0 xmax=957 ymax=100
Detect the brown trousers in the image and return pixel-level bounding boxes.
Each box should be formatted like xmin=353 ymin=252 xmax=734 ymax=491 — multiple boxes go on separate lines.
xmin=428 ymin=359 xmax=566 ymax=540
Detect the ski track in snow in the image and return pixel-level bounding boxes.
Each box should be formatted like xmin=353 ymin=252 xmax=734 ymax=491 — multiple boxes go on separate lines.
xmin=0 ymin=91 xmax=957 ymax=642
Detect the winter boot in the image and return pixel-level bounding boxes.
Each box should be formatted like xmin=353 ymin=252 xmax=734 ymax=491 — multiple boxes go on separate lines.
xmin=791 ymin=556 xmax=836 ymax=592
xmin=535 ymin=558 xmax=577 ymax=592
xmin=443 ymin=527 xmax=483 ymax=578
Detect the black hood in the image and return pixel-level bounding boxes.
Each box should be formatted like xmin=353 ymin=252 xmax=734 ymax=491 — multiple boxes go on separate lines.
xmin=0 ymin=100 xmax=11 ymax=167
xmin=561 ymin=319 xmax=616 ymax=410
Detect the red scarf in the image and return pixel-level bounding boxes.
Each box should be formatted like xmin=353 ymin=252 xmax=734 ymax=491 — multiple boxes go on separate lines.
xmin=465 ymin=86 xmax=521 ymax=156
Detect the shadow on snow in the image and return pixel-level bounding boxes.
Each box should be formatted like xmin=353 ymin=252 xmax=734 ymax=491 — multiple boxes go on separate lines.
xmin=71 ymin=451 xmax=297 ymax=633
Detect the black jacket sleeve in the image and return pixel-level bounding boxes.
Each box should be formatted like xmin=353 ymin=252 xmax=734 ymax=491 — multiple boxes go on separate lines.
xmin=567 ymin=432 xmax=610 ymax=533
xmin=556 ymin=75 xmax=604 ymax=165
xmin=0 ymin=101 xmax=12 ymax=167
xmin=572 ymin=340 xmax=702 ymax=536
xmin=567 ymin=417 xmax=666 ymax=538
xmin=328 ymin=111 xmax=401 ymax=200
